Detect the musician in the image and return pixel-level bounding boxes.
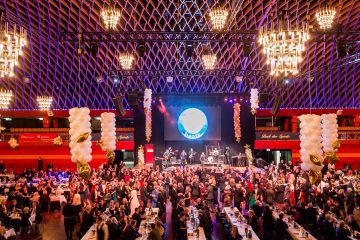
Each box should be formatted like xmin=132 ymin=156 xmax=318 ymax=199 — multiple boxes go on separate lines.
xmin=200 ymin=152 xmax=206 ymax=162
xmin=238 ymin=151 xmax=245 ymax=167
xmin=188 ymin=148 xmax=195 ymax=165
xmin=225 ymin=147 xmax=230 ymax=164
xmin=212 ymin=148 xmax=219 ymax=161
xmin=180 ymin=150 xmax=187 ymax=166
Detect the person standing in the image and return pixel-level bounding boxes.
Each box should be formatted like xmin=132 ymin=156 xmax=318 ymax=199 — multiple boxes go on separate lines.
xmin=96 ymin=216 xmax=109 ymax=240
xmin=62 ymin=199 xmax=75 ymax=240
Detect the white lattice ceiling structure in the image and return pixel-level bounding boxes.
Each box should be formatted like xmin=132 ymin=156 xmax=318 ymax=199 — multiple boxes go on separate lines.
xmin=0 ymin=0 xmax=359 ymax=109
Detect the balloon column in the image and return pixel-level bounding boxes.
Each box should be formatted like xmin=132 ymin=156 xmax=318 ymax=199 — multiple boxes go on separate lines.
xmin=299 ymin=114 xmax=323 ymax=185
xmin=321 ymin=114 xmax=340 ymax=164
xmin=250 ymin=88 xmax=259 ymax=115
xmin=244 ymin=144 xmax=254 ymax=164
xmin=233 ymin=103 xmax=241 ymax=142
xmin=100 ymin=112 xmax=116 ymax=164
xmin=144 ymin=88 xmax=152 ymax=142
xmin=69 ymin=107 xmax=92 ymax=179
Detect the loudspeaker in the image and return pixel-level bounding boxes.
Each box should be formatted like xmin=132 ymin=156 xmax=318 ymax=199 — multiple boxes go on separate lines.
xmin=243 ymin=41 xmax=252 ymax=57
xmin=127 ymin=93 xmax=138 ymax=106
xmin=113 ymin=96 xmax=126 ymax=117
xmin=271 ymin=96 xmax=282 ymax=115
xmin=38 ymin=159 xmax=43 ymax=171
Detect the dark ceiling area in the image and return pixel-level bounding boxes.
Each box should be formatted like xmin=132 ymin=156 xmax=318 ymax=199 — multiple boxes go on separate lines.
xmin=0 ymin=0 xmax=359 ymax=109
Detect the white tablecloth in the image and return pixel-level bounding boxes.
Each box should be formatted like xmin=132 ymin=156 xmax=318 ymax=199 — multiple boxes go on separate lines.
xmin=222 ymin=207 xmax=260 ymax=240
xmin=50 ymin=195 xmax=67 ymax=203
xmin=81 ymin=224 xmax=97 ymax=240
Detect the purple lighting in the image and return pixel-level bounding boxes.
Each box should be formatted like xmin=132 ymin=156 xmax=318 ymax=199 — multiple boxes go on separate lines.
xmin=229 ymin=99 xmax=233 ymax=103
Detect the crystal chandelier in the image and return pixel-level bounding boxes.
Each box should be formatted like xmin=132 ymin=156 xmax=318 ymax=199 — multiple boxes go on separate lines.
xmin=209 ymin=7 xmax=229 ymax=30
xmin=258 ymin=15 xmax=310 ymax=76
xmin=0 ymin=19 xmax=27 ymax=78
xmin=0 ymin=89 xmax=12 ymax=109
xmin=119 ymin=53 xmax=135 ymax=70
xmin=101 ymin=4 xmax=121 ymax=30
xmin=37 ymin=96 xmax=53 ymax=111
xmin=315 ymin=6 xmax=336 ymax=30
xmin=201 ymin=53 xmax=217 ymax=70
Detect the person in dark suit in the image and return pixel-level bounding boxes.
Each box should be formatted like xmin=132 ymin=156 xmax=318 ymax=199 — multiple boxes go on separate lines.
xmin=131 ymin=207 xmax=142 ymax=229
xmin=275 ymin=213 xmax=289 ymax=239
xmin=125 ymin=220 xmax=138 ymax=240
xmin=62 ymin=200 xmax=75 ymax=240
xmin=80 ymin=205 xmax=94 ymax=236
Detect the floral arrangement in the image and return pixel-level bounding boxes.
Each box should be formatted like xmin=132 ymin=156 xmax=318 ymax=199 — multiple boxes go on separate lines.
xmin=144 ymin=88 xmax=152 ymax=142
xmin=233 ymin=103 xmax=241 ymax=142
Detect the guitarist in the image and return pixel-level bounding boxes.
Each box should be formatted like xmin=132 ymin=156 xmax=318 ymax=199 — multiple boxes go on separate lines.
xmin=188 ymin=148 xmax=196 ymax=165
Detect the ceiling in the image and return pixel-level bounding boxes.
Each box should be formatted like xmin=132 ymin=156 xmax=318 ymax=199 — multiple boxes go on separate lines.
xmin=0 ymin=0 xmax=359 ymax=110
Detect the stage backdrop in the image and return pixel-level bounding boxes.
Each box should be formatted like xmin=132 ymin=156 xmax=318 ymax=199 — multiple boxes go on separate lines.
xmin=152 ymin=95 xmax=255 ymax=160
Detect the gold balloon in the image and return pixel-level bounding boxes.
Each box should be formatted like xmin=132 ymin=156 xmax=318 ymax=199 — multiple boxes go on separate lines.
xmin=332 ymin=140 xmax=341 ymax=150
xmin=309 ymin=170 xmax=322 ymax=185
xmin=76 ymin=160 xmax=91 ymax=180
xmin=77 ymin=132 xmax=90 ymax=143
xmin=309 ymin=154 xmax=323 ymax=166
xmin=96 ymin=139 xmax=103 ymax=147
xmin=324 ymin=151 xmax=339 ymax=164
xmin=106 ymin=150 xmax=115 ymax=164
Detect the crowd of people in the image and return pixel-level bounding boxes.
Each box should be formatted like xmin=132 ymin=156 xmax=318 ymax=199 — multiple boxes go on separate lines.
xmin=0 ymin=159 xmax=358 ymax=240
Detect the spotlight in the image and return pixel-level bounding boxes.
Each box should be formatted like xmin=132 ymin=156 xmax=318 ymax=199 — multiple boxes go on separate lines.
xmin=284 ymin=79 xmax=289 ymax=84
xmin=166 ymin=76 xmax=173 ymax=83
xmin=245 ymin=99 xmax=248 ymax=103
xmin=243 ymin=41 xmax=252 ymax=57
xmin=240 ymin=97 xmax=243 ymax=101
xmin=96 ymin=75 xmax=103 ymax=83
xmin=235 ymin=76 xmax=243 ymax=83
xmin=89 ymin=43 xmax=98 ymax=56
xmin=23 ymin=76 xmax=31 ymax=83
xmin=229 ymin=99 xmax=233 ymax=103
xmin=224 ymin=97 xmax=228 ymax=102
xmin=112 ymin=75 xmax=120 ymax=83
xmin=181 ymin=76 xmax=187 ymax=84
xmin=234 ymin=98 xmax=237 ymax=102
xmin=185 ymin=42 xmax=193 ymax=59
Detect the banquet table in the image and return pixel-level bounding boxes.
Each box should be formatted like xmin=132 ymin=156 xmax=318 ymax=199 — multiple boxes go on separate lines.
xmin=222 ymin=207 xmax=260 ymax=240
xmin=272 ymin=210 xmax=316 ymax=240
xmin=186 ymin=207 xmax=206 ymax=240
xmin=81 ymin=224 xmax=97 ymax=240
xmin=136 ymin=208 xmax=159 ymax=239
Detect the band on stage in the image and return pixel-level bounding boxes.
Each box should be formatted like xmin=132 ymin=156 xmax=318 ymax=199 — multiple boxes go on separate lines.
xmin=161 ymin=146 xmax=249 ymax=169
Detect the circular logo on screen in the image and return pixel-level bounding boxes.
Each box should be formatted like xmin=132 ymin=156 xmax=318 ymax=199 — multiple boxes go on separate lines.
xmin=177 ymin=108 xmax=208 ymax=139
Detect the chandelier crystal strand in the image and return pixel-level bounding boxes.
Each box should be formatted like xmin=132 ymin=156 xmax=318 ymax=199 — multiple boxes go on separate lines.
xmin=0 ymin=89 xmax=12 ymax=109
xmin=0 ymin=21 xmax=27 ymax=77
xmin=119 ymin=53 xmax=135 ymax=70
xmin=201 ymin=53 xmax=217 ymax=70
xmin=101 ymin=5 xmax=121 ymax=30
xmin=315 ymin=6 xmax=336 ymax=30
xmin=209 ymin=7 xmax=229 ymax=30
xmin=37 ymin=96 xmax=53 ymax=110
xmin=258 ymin=18 xmax=309 ymax=76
